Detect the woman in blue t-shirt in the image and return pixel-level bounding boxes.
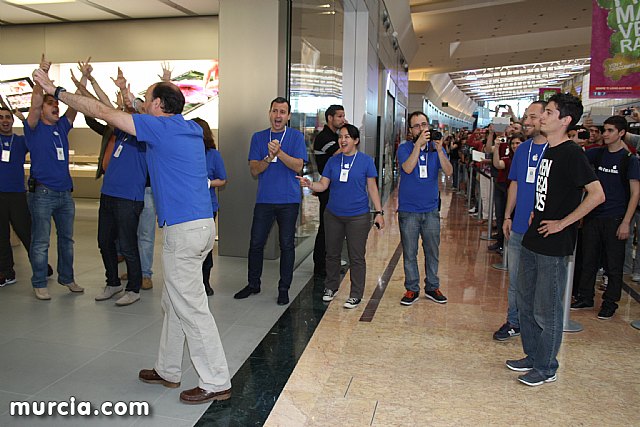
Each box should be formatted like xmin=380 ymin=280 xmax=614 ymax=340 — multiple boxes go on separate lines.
xmin=298 ymin=124 xmax=384 ymax=309
xmin=193 ymin=118 xmax=227 ymax=297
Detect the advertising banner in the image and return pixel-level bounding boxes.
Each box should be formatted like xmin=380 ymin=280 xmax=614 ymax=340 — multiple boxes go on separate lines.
xmin=589 ymin=0 xmax=640 ymax=98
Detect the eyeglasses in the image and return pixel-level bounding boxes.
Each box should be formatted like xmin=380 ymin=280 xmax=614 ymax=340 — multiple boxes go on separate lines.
xmin=410 ymin=122 xmax=429 ymax=130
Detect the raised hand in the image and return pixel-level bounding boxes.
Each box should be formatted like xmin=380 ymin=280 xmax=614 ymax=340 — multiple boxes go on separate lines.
xmin=13 ymin=108 xmax=26 ymax=122
xmin=77 ymin=56 xmax=93 ymax=77
xmin=111 ymin=67 xmax=127 ymax=91
xmin=158 ymin=61 xmax=173 ymax=82
xmin=296 ymin=176 xmax=312 ymax=187
xmin=39 ymin=53 xmax=51 ymax=73
xmin=32 ymin=68 xmax=56 ymax=95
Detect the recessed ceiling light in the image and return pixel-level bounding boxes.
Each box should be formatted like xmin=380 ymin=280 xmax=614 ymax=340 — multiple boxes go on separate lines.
xmin=6 ymin=0 xmax=75 ymax=3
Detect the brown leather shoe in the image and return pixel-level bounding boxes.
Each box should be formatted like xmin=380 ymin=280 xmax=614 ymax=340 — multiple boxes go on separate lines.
xmin=141 ymin=277 xmax=153 ymax=290
xmin=138 ymin=369 xmax=180 ymax=388
xmin=179 ymin=387 xmax=232 ymax=404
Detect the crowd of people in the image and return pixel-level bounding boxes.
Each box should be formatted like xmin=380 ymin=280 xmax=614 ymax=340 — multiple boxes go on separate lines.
xmin=0 ymin=54 xmax=638 ymax=402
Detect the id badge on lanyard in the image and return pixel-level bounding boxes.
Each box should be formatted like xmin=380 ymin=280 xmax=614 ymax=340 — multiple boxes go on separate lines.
xmin=56 ymin=147 xmax=65 ymax=161
xmin=419 ymin=154 xmax=428 ymax=178
xmin=526 ymin=167 xmax=536 ymax=183
xmin=1 ymin=150 xmax=10 ymax=162
xmin=340 ymin=168 xmax=349 ymax=182
xmin=114 ymin=144 xmax=123 ymax=158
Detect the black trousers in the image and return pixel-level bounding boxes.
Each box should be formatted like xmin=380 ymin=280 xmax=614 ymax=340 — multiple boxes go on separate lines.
xmin=202 ymin=212 xmax=217 ymax=287
xmin=313 ymin=190 xmax=330 ymax=274
xmin=576 ymin=216 xmax=625 ymax=309
xmin=0 ymin=192 xmax=32 ymax=274
xmin=493 ymin=182 xmax=507 ymax=245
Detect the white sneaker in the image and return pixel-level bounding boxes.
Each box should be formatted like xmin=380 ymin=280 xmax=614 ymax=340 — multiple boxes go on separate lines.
xmin=632 ymin=274 xmax=640 ymax=282
xmin=323 ymin=288 xmax=337 ymax=302
xmin=95 ymin=285 xmax=124 ymax=301
xmin=115 ymin=291 xmax=140 ymax=306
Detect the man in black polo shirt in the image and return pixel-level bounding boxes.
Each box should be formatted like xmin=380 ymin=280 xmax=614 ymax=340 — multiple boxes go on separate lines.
xmin=312 ymin=105 xmax=345 ymax=277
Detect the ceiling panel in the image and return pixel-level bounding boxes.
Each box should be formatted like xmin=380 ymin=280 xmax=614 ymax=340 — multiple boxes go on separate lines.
xmin=171 ymin=0 xmax=219 ymax=15
xmin=10 ymin=2 xmax=120 ymax=22
xmin=88 ymin=0 xmax=191 ymax=19
xmin=0 ymin=3 xmax=60 ymax=24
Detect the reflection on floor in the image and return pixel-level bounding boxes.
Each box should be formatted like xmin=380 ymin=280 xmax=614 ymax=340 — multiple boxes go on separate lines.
xmin=266 ymin=185 xmax=640 ymax=426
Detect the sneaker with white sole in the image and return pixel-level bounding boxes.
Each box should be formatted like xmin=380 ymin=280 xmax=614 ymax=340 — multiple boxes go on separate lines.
xmin=61 ymin=281 xmax=84 ymax=293
xmin=517 ymin=370 xmax=557 ymax=387
xmin=323 ymin=288 xmax=338 ymax=302
xmin=343 ymin=298 xmax=361 ymax=309
xmin=505 ymin=358 xmax=533 ymax=372
xmin=115 ymin=291 xmax=140 ymax=306
xmin=95 ymin=285 xmax=124 ymax=301
xmin=425 ymin=289 xmax=448 ymax=304
xmin=633 ymin=274 xmax=640 ymax=282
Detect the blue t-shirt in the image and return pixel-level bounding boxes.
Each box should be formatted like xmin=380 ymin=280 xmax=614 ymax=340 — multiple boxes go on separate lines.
xmin=323 ymin=152 xmax=378 ymax=217
xmin=0 ymin=134 xmax=28 ymax=192
xmin=23 ymin=117 xmax=73 ymax=192
xmin=206 ymin=148 xmax=227 ymax=212
xmin=101 ymin=130 xmax=147 ymax=202
xmin=508 ymin=138 xmax=548 ymax=234
xmin=248 ymin=127 xmax=308 ymax=204
xmin=586 ymin=147 xmax=640 ymax=218
xmin=397 ymin=140 xmax=445 ymax=213
xmin=132 ymin=114 xmax=212 ymax=227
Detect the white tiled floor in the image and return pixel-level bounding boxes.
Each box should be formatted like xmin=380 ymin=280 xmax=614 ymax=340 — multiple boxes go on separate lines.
xmin=0 ymin=198 xmax=314 ymax=426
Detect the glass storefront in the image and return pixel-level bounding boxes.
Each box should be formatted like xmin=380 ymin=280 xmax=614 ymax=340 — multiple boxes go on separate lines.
xmin=288 ymin=0 xmax=344 ymax=241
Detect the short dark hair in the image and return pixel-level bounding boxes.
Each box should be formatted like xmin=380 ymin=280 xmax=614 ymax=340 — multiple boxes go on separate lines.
xmin=547 ymin=93 xmax=583 ymax=129
xmin=152 ymin=82 xmax=185 ymax=115
xmin=341 ymin=123 xmax=360 ymax=140
xmin=408 ymin=111 xmax=429 ymax=126
xmin=43 ymin=94 xmax=56 ymax=103
xmin=530 ymin=100 xmax=548 ymax=110
xmin=270 ymin=97 xmax=291 ymax=113
xmin=325 ymin=104 xmax=344 ymax=122
xmin=192 ymin=117 xmax=216 ymax=150
xmin=604 ymin=115 xmax=628 ymax=134
xmin=0 ymin=106 xmax=11 ymax=114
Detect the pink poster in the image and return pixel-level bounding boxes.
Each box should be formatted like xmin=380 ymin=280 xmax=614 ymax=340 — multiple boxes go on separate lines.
xmin=589 ymin=0 xmax=640 ymax=98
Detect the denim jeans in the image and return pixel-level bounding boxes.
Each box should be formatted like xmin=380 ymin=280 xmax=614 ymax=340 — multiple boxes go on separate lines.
xmin=138 ymin=187 xmax=156 ymax=278
xmin=28 ymin=186 xmax=75 ymax=288
xmin=624 ymin=210 xmax=640 ymax=275
xmin=516 ymin=246 xmax=568 ymax=377
xmin=398 ymin=210 xmax=441 ymax=292
xmin=98 ymin=194 xmax=144 ymax=292
xmin=247 ymin=203 xmax=299 ymax=291
xmin=506 ymin=231 xmax=523 ymax=327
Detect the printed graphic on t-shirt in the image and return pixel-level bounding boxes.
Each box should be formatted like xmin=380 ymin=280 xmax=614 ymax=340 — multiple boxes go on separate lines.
xmin=598 ymin=164 xmax=618 ymax=174
xmin=535 ymin=158 xmax=552 ymax=212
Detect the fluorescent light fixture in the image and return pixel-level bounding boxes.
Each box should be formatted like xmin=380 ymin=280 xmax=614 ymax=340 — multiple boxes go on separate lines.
xmin=6 ymin=0 xmax=75 ymax=4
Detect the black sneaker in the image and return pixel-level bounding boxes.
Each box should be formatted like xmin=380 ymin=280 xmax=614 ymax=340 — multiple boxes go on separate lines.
xmin=204 ymin=284 xmax=214 ymax=297
xmin=0 ymin=270 xmax=16 ymax=287
xmin=488 ymin=242 xmax=502 ymax=252
xmin=277 ymin=290 xmax=289 ymax=305
xmin=597 ymin=305 xmax=616 ymax=320
xmin=518 ymin=370 xmax=557 ymax=387
xmin=343 ymin=298 xmax=361 ymax=309
xmin=493 ymin=323 xmax=520 ymax=341
xmin=425 ymin=289 xmax=447 ymax=304
xmin=400 ymin=290 xmax=419 ymax=306
xmin=47 ymin=264 xmax=54 ymax=278
xmin=505 ymin=358 xmax=533 ymax=372
xmin=570 ymin=299 xmax=594 ymax=310
xmin=322 ymin=288 xmax=337 ymax=302
xmin=234 ymin=285 xmax=260 ymax=299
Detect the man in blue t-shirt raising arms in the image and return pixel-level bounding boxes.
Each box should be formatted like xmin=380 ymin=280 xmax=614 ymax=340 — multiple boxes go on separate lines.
xmin=33 ymin=66 xmax=232 ymax=405
xmin=24 ymin=54 xmax=85 ymax=301
xmin=234 ymin=97 xmax=308 ymax=306
xmin=397 ymin=111 xmax=452 ymax=306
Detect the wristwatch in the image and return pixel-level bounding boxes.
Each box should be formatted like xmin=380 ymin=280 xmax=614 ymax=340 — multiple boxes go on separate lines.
xmin=54 ymin=86 xmax=67 ymax=100
xmin=373 ymin=210 xmax=384 ymax=216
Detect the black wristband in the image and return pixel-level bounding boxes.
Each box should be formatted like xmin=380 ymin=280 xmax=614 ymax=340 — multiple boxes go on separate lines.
xmin=54 ymin=86 xmax=67 ymax=100
xmin=374 ymin=210 xmax=384 ymax=216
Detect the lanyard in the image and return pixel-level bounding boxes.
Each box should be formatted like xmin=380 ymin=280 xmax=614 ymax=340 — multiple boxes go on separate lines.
xmin=527 ymin=141 xmax=548 ymax=169
xmin=52 ymin=126 xmax=64 ymax=151
xmin=341 ymin=151 xmax=357 ymax=169
xmin=1 ymin=134 xmax=14 ymax=152
xmin=269 ymin=126 xmax=287 ymax=145
xmin=418 ymin=145 xmax=429 ymax=166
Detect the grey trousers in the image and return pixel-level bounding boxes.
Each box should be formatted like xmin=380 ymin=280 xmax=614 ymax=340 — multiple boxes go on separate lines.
xmin=155 ymin=218 xmax=231 ymax=392
xmin=324 ymin=211 xmax=371 ymax=299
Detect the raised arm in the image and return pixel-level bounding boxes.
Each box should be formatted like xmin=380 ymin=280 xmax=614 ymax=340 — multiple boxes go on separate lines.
xmin=80 ymin=60 xmax=111 ymax=107
xmin=33 ymin=68 xmax=136 ymax=137
xmin=27 ymin=54 xmax=50 ymax=129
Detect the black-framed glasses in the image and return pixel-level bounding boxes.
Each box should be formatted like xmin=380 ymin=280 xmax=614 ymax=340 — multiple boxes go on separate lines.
xmin=410 ymin=122 xmax=429 ymax=130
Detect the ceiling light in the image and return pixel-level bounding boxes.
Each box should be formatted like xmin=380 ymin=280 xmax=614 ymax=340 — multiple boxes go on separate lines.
xmin=6 ymin=0 xmax=75 ymax=4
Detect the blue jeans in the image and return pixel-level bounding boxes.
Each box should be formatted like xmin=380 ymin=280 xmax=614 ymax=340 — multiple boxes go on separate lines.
xmin=28 ymin=186 xmax=75 ymax=288
xmin=248 ymin=203 xmax=298 ymax=291
xmin=516 ymin=246 xmax=568 ymax=377
xmin=138 ymin=187 xmax=156 ymax=278
xmin=98 ymin=194 xmax=143 ymax=292
xmin=506 ymin=231 xmax=523 ymax=327
xmin=398 ymin=210 xmax=441 ymax=292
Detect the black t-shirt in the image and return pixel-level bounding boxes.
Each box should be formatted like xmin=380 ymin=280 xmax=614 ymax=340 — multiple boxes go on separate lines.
xmin=523 ymin=141 xmax=598 ymax=256
xmin=313 ymin=125 xmax=339 ymax=174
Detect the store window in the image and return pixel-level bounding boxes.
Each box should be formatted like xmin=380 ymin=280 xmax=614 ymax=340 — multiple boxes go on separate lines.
xmin=288 ymin=0 xmax=344 ymax=241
